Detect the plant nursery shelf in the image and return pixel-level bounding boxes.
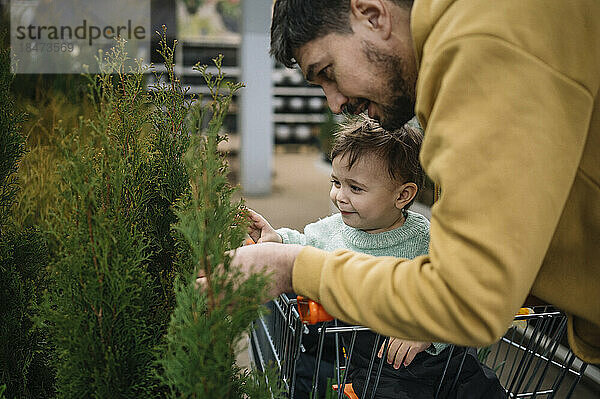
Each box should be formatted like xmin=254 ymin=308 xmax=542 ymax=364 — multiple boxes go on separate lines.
xmin=273 ymin=114 xmax=327 ymax=124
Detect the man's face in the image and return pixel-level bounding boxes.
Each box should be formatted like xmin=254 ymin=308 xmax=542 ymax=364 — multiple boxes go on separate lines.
xmin=294 ymin=30 xmax=417 ymax=130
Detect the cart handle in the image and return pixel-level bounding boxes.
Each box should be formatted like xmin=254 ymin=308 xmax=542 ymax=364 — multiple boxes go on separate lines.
xmin=298 ymin=297 xmax=535 ymax=327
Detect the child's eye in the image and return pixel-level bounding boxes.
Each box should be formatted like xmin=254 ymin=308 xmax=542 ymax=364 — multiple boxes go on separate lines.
xmin=330 ymin=179 xmax=341 ymax=187
xmin=350 ymin=185 xmax=363 ymax=192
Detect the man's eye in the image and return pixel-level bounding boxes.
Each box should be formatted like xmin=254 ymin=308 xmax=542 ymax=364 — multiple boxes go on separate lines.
xmin=321 ymin=66 xmax=333 ymax=81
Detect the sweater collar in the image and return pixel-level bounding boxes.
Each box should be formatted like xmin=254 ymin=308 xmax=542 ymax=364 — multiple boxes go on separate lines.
xmin=341 ymin=210 xmax=427 ymax=250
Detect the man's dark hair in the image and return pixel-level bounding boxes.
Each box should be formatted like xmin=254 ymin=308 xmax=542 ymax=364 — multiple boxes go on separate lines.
xmin=330 ymin=115 xmax=424 ymax=209
xmin=270 ymin=0 xmax=412 ymax=68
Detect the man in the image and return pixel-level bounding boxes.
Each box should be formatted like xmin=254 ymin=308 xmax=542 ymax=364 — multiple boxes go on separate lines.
xmin=204 ymin=0 xmax=600 ymax=363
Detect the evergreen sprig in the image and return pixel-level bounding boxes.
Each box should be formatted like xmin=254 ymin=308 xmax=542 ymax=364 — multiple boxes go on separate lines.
xmin=158 ymin=55 xmax=281 ymax=398
xmin=142 ymin=28 xmax=194 ymax=330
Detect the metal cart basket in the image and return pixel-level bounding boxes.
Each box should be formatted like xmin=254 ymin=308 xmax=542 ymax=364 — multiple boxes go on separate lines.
xmin=250 ymin=295 xmax=589 ymax=399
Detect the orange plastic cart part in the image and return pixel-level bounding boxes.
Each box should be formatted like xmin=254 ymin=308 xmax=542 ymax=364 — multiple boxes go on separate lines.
xmin=297 ymin=296 xmax=334 ymax=324
xmin=512 ymin=307 xmax=534 ymax=329
xmin=516 ymin=307 xmax=533 ymax=316
xmin=332 ymin=383 xmax=359 ymax=399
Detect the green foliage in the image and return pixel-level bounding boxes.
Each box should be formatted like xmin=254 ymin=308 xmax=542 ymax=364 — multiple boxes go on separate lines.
xmin=0 ymin=40 xmax=55 ymax=398
xmin=157 ymin=55 xmax=279 ymax=398
xmin=45 ymin=208 xmax=158 ymax=397
xmin=242 ymin=366 xmax=286 ymax=399
xmin=0 ymin=45 xmax=25 ymax=225
xmin=40 ymin=39 xmax=164 ymax=397
xmin=143 ymin=31 xmax=193 ymax=321
xmin=0 ymin=228 xmax=54 ymax=398
xmin=13 ymin=93 xmax=95 ymax=230
xmin=5 ymin=24 xmax=279 ymax=397
xmin=36 ymin=29 xmax=277 ymax=398
xmin=8 ymin=32 xmax=94 ymax=230
xmin=37 ymin=34 xmax=192 ymax=396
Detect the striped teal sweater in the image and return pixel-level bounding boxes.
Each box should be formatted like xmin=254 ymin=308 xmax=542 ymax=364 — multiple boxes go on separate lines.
xmin=277 ymin=210 xmax=448 ymax=355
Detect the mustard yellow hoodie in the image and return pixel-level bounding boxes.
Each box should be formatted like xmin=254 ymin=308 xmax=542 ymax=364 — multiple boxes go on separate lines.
xmin=292 ymin=0 xmax=600 ymax=363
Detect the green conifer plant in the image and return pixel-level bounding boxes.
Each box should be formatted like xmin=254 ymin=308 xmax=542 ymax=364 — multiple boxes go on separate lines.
xmin=40 ymin=39 xmax=165 ymax=397
xmin=158 ymin=54 xmax=283 ymax=398
xmin=0 ymin=39 xmax=55 ymax=398
xmin=39 ymin=31 xmax=195 ymax=396
xmin=38 ymin=28 xmax=281 ymax=398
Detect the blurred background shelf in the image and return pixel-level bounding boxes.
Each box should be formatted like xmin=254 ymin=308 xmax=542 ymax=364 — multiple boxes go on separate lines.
xmin=146 ymin=37 xmax=331 ymax=148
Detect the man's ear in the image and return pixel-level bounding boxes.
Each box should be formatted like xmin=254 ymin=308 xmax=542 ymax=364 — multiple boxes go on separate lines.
xmin=395 ymin=182 xmax=418 ymax=210
xmin=350 ymin=0 xmax=393 ymax=40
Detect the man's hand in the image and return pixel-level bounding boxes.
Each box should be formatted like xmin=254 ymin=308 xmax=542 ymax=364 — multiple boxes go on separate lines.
xmin=247 ymin=209 xmax=283 ymax=244
xmin=196 ymin=242 xmax=303 ymax=300
xmin=378 ymin=338 xmax=431 ymax=369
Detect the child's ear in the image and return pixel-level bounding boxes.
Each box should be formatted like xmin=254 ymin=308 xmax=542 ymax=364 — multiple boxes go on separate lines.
xmin=395 ymin=182 xmax=418 ymax=210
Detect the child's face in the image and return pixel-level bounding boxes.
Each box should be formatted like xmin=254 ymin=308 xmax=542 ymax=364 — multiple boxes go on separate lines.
xmin=330 ymin=152 xmax=409 ymax=234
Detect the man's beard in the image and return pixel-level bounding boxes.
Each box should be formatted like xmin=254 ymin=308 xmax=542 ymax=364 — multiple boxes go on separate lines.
xmin=362 ymin=41 xmax=415 ymax=130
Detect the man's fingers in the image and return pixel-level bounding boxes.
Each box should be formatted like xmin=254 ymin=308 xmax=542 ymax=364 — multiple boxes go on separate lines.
xmin=246 ymin=209 xmax=271 ymax=243
xmin=247 ymin=221 xmax=262 ymax=241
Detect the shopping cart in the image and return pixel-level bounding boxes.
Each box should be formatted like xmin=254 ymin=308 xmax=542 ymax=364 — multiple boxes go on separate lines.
xmin=250 ymin=295 xmax=590 ymax=398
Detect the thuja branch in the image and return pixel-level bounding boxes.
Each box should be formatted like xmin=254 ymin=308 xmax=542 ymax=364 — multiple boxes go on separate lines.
xmin=159 ymin=50 xmax=280 ymax=398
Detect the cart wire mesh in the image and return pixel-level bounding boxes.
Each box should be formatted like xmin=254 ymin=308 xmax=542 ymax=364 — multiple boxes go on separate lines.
xmin=250 ymin=296 xmax=589 ymax=398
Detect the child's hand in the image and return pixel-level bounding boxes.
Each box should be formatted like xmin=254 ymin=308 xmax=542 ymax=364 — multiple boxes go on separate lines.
xmin=378 ymin=338 xmax=431 ymax=369
xmin=247 ymin=209 xmax=282 ymax=244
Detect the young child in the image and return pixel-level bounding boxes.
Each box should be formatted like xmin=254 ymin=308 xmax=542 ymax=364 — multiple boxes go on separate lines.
xmin=249 ymin=116 xmax=504 ymax=398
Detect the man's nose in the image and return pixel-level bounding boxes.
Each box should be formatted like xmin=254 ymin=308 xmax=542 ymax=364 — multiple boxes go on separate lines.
xmin=322 ymin=84 xmax=348 ymax=114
